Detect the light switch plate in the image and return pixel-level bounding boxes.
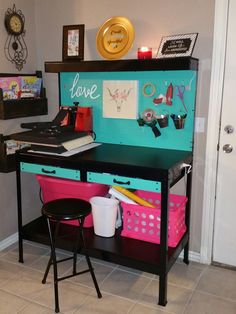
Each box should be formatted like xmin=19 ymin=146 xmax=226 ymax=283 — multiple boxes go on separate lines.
xmin=195 ymin=117 xmax=205 ymax=133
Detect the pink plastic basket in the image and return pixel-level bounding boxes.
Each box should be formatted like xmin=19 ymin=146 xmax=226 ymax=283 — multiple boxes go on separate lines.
xmin=36 ymin=175 xmax=109 ymax=228
xmin=121 ymin=190 xmax=187 ymax=247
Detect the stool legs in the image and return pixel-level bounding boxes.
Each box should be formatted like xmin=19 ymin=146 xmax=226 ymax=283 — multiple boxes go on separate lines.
xmin=78 ymin=218 xmax=102 ymax=299
xmin=72 ymin=218 xmax=83 ymax=275
xmin=45 ymin=218 xmax=60 ymax=313
xmin=42 ymin=222 xmax=60 ymax=285
xmin=43 ymin=217 xmax=102 ymax=313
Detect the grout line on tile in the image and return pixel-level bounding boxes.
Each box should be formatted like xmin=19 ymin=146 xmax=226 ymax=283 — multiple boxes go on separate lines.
xmin=92 ymin=288 xmax=142 ymax=305
xmin=115 ymin=265 xmax=155 ymax=280
xmin=180 ymin=287 xmax=195 ymax=314
xmin=0 ymin=286 xmax=55 ymax=313
xmin=195 ymin=289 xmax=236 ymax=304
xmin=127 ymin=301 xmax=138 ymax=314
xmin=68 ymin=266 xmax=118 ymax=293
xmin=90 ymin=263 xmax=119 ymax=288
xmin=16 ymin=299 xmax=56 ymax=314
xmin=134 ymin=301 xmax=176 ymax=314
xmin=181 ymin=265 xmax=217 ymax=314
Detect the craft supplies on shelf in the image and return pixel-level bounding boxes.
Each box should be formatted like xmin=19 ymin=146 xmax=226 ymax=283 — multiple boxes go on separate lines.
xmin=121 ymin=190 xmax=187 ymax=247
xmin=108 ymin=187 xmax=137 ymax=204
xmin=112 ymin=186 xmax=155 ymax=208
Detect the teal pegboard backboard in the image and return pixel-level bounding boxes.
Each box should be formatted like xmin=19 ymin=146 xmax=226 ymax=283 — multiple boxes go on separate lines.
xmin=60 ymin=70 xmax=197 ymax=152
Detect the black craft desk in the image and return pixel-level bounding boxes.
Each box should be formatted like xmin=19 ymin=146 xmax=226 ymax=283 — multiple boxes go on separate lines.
xmin=15 ymin=143 xmax=192 ymax=306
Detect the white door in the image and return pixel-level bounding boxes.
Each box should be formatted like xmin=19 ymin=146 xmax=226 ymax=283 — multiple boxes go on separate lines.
xmin=213 ymin=0 xmax=236 ymax=267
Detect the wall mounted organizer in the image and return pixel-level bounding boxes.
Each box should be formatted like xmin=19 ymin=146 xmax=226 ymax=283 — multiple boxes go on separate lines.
xmin=0 ymin=71 xmax=47 ymax=119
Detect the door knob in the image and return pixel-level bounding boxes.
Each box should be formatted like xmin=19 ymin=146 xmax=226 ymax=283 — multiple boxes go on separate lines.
xmin=223 ymin=144 xmax=233 ymax=153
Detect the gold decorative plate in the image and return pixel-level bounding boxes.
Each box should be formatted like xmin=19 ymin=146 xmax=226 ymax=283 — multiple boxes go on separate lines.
xmin=96 ymin=16 xmax=135 ymax=60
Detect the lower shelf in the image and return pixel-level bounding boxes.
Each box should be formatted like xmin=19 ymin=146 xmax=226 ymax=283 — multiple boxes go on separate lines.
xmin=22 ymin=216 xmax=188 ymax=275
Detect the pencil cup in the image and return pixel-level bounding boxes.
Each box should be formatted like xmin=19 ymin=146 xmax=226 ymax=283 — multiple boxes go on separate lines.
xmin=157 ymin=114 xmax=169 ymax=128
xmin=171 ymin=114 xmax=187 ymax=129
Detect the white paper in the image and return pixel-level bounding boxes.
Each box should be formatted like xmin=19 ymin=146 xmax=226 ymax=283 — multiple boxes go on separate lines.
xmin=28 ymin=142 xmax=102 ymax=157
xmin=108 ymin=187 xmax=137 ymax=204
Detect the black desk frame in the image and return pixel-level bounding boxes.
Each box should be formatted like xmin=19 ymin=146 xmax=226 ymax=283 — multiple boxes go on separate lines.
xmin=16 ymin=144 xmax=192 ymax=306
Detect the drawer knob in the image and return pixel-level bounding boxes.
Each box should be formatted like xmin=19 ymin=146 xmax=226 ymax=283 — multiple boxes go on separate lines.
xmin=113 ymin=179 xmax=130 ymax=185
xmin=42 ymin=168 xmax=56 ymax=174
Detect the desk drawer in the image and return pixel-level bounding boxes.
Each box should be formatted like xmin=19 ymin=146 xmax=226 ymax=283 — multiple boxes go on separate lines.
xmin=87 ymin=172 xmax=161 ymax=192
xmin=20 ymin=162 xmax=81 ymax=180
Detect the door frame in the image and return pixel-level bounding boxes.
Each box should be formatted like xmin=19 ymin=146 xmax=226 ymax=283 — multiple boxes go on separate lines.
xmin=200 ymin=0 xmax=229 ymax=264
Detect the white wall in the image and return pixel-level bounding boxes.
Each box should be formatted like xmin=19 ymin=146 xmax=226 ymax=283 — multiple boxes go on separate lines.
xmin=0 ymin=0 xmax=43 ymax=240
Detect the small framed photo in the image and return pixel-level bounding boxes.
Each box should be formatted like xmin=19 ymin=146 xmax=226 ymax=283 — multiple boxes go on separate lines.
xmin=156 ymin=33 xmax=198 ymax=59
xmin=62 ymin=24 xmax=84 ymax=61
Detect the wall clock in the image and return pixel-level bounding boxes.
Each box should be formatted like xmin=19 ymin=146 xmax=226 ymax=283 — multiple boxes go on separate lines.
xmin=4 ymin=4 xmax=28 ymax=71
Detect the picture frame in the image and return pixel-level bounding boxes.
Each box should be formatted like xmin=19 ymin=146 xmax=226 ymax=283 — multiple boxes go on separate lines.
xmin=62 ymin=24 xmax=84 ymax=61
xmin=156 ymin=33 xmax=198 ymax=59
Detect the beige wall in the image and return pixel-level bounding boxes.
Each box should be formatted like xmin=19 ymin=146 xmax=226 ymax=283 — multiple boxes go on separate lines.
xmin=35 ymin=0 xmax=215 ymax=252
xmin=0 ymin=0 xmax=43 ymax=241
xmin=0 ymin=0 xmax=215 ymax=253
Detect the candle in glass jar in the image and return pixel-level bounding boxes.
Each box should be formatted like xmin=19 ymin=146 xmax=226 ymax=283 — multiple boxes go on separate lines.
xmin=137 ymin=47 xmax=152 ymax=59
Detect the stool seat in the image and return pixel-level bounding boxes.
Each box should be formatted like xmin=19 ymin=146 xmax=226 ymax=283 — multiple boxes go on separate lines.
xmin=42 ymin=198 xmax=91 ymax=221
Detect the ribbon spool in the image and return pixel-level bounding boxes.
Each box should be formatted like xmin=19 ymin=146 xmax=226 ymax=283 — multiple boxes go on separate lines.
xmin=137 ymin=109 xmax=161 ymax=137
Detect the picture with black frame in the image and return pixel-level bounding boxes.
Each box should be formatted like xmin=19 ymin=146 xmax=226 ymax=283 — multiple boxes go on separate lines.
xmin=62 ymin=24 xmax=84 ymax=61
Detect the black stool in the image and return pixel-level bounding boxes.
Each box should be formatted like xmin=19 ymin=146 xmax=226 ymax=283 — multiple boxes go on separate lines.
xmin=41 ymin=198 xmax=102 ymax=313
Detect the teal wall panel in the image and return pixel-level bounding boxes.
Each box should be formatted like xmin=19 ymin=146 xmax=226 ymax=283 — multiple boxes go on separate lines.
xmin=60 ymin=70 xmax=197 ymax=151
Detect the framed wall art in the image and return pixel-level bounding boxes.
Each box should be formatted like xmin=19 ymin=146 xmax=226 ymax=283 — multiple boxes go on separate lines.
xmin=156 ymin=33 xmax=198 ymax=59
xmin=103 ymin=80 xmax=138 ymax=119
xmin=62 ymin=24 xmax=84 ymax=61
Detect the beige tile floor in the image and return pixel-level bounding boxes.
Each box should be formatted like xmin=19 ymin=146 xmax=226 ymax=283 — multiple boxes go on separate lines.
xmin=0 ymin=241 xmax=236 ymax=313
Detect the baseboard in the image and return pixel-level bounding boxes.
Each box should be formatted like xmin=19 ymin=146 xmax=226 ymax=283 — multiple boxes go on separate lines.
xmin=0 ymin=232 xmax=18 ymax=251
xmin=179 ymin=250 xmax=201 ymax=263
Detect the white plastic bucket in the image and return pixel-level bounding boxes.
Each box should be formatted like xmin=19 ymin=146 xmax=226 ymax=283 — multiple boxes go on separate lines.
xmin=90 ymin=196 xmax=119 ymax=237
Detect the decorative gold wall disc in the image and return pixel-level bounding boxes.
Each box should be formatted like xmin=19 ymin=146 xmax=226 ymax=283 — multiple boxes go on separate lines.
xmin=96 ymin=16 xmax=135 ymax=60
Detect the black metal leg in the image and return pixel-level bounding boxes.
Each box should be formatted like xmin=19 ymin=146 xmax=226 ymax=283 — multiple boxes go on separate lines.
xmin=42 ymin=255 xmax=53 ymax=284
xmin=158 ymin=180 xmax=169 ymax=306
xmin=42 ymin=222 xmax=60 ymax=284
xmin=84 ymin=254 xmax=102 ymax=298
xmin=46 ymin=218 xmax=60 ymax=313
xmin=184 ymin=170 xmax=192 ymax=265
xmin=79 ymin=219 xmax=102 ymax=299
xmin=16 ymin=160 xmax=24 ymax=263
xmin=72 ymin=219 xmax=83 ymax=275
xmin=183 ymin=242 xmax=189 ymax=265
xmin=158 ymin=273 xmax=167 ymax=306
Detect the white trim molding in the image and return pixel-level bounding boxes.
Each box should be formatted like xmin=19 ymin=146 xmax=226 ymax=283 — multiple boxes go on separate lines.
xmin=0 ymin=232 xmax=18 ymax=251
xmin=179 ymin=250 xmax=200 ymax=263
xmin=200 ymin=0 xmax=229 ymax=264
